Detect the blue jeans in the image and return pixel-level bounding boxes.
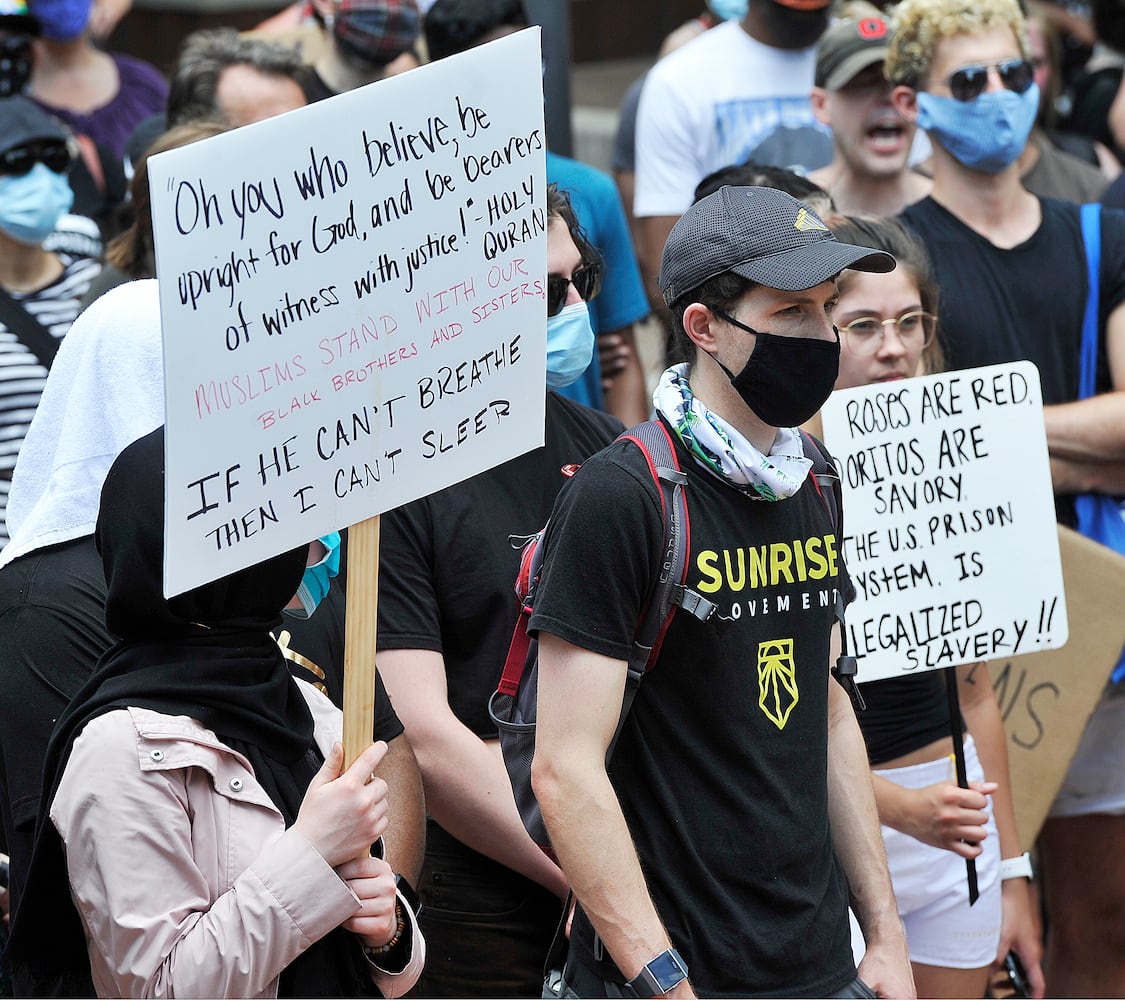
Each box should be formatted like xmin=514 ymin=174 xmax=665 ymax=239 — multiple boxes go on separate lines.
xmin=414 ymin=819 xmax=564 ymax=998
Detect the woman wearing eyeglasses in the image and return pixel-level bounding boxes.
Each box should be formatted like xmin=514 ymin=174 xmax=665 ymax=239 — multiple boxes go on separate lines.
xmin=0 ymin=96 xmax=99 ymax=545
xmin=821 ymin=214 xmax=1044 ymax=1000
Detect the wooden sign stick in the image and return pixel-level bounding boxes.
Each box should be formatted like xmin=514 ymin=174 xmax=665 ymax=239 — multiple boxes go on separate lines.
xmin=343 ymin=514 xmax=381 ymax=767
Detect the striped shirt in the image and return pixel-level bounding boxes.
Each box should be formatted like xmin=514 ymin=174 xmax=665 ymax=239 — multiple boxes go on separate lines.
xmin=0 ymin=254 xmax=102 ymax=544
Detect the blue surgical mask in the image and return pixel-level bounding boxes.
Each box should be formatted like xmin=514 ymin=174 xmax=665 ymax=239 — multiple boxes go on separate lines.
xmin=546 ymin=301 xmax=595 ymax=389
xmin=916 ymin=83 xmax=1039 ymax=174
xmin=28 ymin=0 xmax=92 ymax=39
xmin=708 ymin=0 xmax=748 ymax=20
xmin=0 ymin=162 xmax=73 ymax=245
xmin=288 ymin=531 xmax=341 ymax=619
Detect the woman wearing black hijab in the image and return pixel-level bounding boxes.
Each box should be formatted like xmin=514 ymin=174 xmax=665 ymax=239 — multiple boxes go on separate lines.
xmin=6 ymin=426 xmax=424 ymax=998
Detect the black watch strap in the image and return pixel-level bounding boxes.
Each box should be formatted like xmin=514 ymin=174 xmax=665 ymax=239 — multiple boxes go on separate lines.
xmin=623 ymin=949 xmax=688 ymax=998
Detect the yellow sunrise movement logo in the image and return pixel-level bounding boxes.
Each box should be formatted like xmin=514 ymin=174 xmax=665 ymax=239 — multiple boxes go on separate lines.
xmin=757 ymin=638 xmax=799 ymax=730
xmin=794 ymin=208 xmax=828 ymax=232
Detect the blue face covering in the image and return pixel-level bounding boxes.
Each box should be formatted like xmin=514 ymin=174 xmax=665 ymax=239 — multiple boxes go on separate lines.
xmin=915 ymin=82 xmax=1039 ymax=174
xmin=28 ymin=0 xmax=92 ymax=39
xmin=288 ymin=531 xmax=341 ymax=619
xmin=546 ymin=301 xmax=595 ymax=390
xmin=708 ymin=0 xmax=748 ymax=19
xmin=0 ymin=162 xmax=74 ymax=245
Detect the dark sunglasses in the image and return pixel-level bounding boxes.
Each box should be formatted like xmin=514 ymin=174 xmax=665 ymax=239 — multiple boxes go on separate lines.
xmin=547 ymin=264 xmax=601 ymax=317
xmin=0 ymin=140 xmax=74 ymax=177
xmin=946 ymin=57 xmax=1034 ymax=102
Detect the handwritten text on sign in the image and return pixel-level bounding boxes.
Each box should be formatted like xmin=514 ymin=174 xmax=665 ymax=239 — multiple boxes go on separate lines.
xmin=820 ymin=361 xmax=1067 ymax=681
xmin=149 ymin=30 xmax=548 ymax=596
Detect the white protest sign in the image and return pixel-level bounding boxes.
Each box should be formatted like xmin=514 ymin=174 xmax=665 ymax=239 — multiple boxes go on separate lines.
xmin=819 ymin=361 xmax=1067 ymax=681
xmin=149 ymin=29 xmax=548 ymax=596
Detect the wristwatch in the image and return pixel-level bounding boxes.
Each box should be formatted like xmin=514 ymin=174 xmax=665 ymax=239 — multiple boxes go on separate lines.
xmin=999 ymin=851 xmax=1035 ymax=882
xmin=623 ymin=949 xmax=689 ymax=998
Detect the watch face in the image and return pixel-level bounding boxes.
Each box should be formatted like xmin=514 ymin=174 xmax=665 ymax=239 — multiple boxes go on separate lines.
xmin=639 ymin=949 xmax=689 ymax=995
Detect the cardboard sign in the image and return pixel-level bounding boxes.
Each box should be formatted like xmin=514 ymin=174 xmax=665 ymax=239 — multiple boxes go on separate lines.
xmin=149 ymin=29 xmax=548 ymax=596
xmin=820 ymin=362 xmax=1066 ymax=681
xmin=982 ymin=527 xmax=1125 ymax=849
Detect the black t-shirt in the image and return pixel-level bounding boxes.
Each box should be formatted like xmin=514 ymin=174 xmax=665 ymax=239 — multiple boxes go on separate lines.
xmin=376 ymin=392 xmax=624 ymax=736
xmin=529 ymin=428 xmax=856 ymax=999
xmin=900 ymin=196 xmax=1125 ymax=523
xmin=857 ymin=673 xmax=950 ymax=765
xmin=900 ymin=196 xmax=1125 ymax=403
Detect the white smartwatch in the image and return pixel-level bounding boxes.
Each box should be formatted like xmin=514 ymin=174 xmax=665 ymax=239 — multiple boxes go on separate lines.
xmin=999 ymin=851 xmax=1034 ymax=882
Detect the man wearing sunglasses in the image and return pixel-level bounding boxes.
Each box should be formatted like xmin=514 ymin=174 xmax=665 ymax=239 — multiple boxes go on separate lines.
xmin=891 ymin=0 xmax=1125 ymax=995
xmin=0 ymin=96 xmax=99 ymax=544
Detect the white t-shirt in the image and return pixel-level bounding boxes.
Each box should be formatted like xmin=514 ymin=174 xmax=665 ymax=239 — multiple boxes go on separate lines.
xmin=634 ymin=20 xmax=832 ymax=218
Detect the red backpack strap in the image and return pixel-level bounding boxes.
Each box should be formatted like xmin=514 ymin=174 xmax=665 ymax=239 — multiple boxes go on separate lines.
xmin=618 ymin=420 xmax=714 ymax=671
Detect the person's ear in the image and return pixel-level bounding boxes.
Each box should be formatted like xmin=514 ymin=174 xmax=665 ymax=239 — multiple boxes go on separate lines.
xmin=683 ymin=303 xmax=721 ymax=357
xmin=891 ymin=84 xmax=919 ymax=122
xmin=809 ymin=86 xmax=832 ymax=126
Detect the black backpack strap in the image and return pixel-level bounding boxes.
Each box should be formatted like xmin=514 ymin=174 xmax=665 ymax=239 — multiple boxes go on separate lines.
xmin=0 ymin=285 xmax=59 ymax=370
xmin=799 ymin=429 xmax=865 ymax=711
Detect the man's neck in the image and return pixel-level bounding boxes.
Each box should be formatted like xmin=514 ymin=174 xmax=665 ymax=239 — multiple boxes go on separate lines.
xmin=688 ymin=355 xmax=778 ymax=454
xmin=739 ymin=3 xmax=821 ymax=51
xmin=810 ymin=159 xmax=932 ymax=216
xmin=928 ymin=145 xmax=1040 ymax=248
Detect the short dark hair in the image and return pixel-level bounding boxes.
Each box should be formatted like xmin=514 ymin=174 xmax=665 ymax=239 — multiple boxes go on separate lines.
xmin=423 ymin=0 xmax=528 ymax=61
xmin=693 ymin=162 xmax=834 ymax=215
xmin=667 ymin=272 xmax=754 ymax=367
xmin=167 ymin=29 xmax=310 ymax=128
xmin=547 ymin=183 xmax=602 ymax=296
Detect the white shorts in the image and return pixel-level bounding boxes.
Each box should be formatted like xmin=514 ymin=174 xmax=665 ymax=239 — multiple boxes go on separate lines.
xmin=851 ymin=736 xmax=1001 ymax=970
xmin=1049 ymin=681 xmax=1125 ymax=818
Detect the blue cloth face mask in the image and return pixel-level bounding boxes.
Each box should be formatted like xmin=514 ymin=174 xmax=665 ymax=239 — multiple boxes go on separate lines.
xmin=546 ymin=301 xmax=595 ymax=390
xmin=708 ymin=0 xmax=748 ymax=19
xmin=0 ymin=162 xmax=74 ymax=245
xmin=288 ymin=531 xmax=341 ymax=619
xmin=915 ymin=83 xmax=1039 ymax=174
xmin=28 ymin=0 xmax=92 ymax=39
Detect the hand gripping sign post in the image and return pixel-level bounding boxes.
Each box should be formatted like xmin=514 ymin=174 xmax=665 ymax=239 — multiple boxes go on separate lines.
xmin=821 ymin=360 xmax=1067 ymax=899
xmin=148 ymin=29 xmax=549 ymax=766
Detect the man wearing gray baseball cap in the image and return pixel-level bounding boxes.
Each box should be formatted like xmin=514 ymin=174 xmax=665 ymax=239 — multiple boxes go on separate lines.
xmin=529 ymin=185 xmax=915 ymax=999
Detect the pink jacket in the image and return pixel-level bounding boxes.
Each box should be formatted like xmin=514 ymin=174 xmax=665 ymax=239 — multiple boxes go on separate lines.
xmin=50 ymin=681 xmax=424 ymax=999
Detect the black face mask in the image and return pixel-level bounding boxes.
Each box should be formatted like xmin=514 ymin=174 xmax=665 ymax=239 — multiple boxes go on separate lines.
xmin=712 ymin=308 xmax=840 ymax=428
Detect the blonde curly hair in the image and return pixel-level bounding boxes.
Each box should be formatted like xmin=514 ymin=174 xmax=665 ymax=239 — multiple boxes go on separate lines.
xmin=885 ymin=0 xmax=1029 ymax=89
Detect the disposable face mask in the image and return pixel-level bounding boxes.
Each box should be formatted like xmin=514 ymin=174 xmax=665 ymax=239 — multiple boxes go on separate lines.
xmin=915 ymin=83 xmax=1039 ymax=174
xmin=708 ymin=0 xmax=748 ymax=20
xmin=0 ymin=162 xmax=74 ymax=245
xmin=713 ymin=309 xmax=840 ymax=428
xmin=287 ymin=531 xmax=341 ymax=619
xmin=546 ymin=301 xmax=595 ymax=390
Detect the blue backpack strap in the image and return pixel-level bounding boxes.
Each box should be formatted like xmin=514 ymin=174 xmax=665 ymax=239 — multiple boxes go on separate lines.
xmin=1079 ymin=202 xmax=1101 ymax=401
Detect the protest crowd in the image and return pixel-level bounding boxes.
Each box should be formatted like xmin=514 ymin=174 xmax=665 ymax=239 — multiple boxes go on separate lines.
xmin=1 ymin=0 xmax=1125 ymax=996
